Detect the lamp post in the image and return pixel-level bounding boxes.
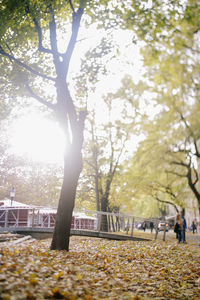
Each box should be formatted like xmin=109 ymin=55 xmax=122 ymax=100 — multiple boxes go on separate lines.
xmin=8 ymin=187 xmax=15 ymax=227
xmin=10 ymin=187 xmax=15 ymax=206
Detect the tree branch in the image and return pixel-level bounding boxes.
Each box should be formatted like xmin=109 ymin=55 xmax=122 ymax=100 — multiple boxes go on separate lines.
xmin=112 ymin=140 xmax=125 ymax=178
xmin=171 ymin=160 xmax=189 ymax=168
xmin=0 ymin=46 xmax=55 ymax=82
xmin=183 ymin=44 xmax=200 ymax=54
xmin=63 ymin=7 xmax=84 ymax=76
xmin=74 ymin=110 xmax=87 ymax=149
xmin=173 ymin=105 xmax=200 ymax=157
xmin=33 ymin=18 xmax=53 ymax=54
xmin=111 ymin=128 xmax=130 ymax=178
xmin=167 ymin=170 xmax=187 ymax=178
xmin=154 ymin=183 xmax=177 ymax=200
xmin=193 ymin=166 xmax=199 ymax=185
xmin=155 ymin=196 xmax=179 ymax=212
xmin=49 ymin=13 xmax=61 ymax=73
xmin=68 ymin=0 xmax=75 ymax=13
xmin=193 ymin=139 xmax=200 ymax=158
xmin=24 ymin=1 xmax=53 ymax=55
xmin=26 ymin=85 xmax=55 ymax=110
xmin=179 ymin=111 xmax=192 ymax=133
xmin=187 ymin=167 xmax=200 ymax=202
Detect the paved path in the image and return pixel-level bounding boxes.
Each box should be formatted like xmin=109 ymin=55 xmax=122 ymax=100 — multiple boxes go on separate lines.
xmin=133 ymin=229 xmax=200 ymax=247
xmin=0 ymin=227 xmax=151 ymax=242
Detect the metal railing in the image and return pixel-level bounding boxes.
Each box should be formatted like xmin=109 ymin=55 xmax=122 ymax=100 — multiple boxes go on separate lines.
xmin=0 ymin=207 xmax=172 ymax=240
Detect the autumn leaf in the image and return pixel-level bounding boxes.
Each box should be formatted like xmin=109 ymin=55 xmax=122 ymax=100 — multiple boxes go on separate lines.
xmin=0 ymin=235 xmax=199 ymax=299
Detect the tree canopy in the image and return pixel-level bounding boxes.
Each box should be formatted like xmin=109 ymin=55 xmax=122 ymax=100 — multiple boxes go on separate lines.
xmin=0 ymin=0 xmax=199 ymax=251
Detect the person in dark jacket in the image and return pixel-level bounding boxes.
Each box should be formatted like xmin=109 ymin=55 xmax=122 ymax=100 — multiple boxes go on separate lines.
xmin=181 ymin=211 xmax=187 ymax=243
xmin=192 ymin=220 xmax=197 ymax=234
xmin=174 ymin=213 xmax=182 ymax=242
xmin=150 ymin=221 xmax=154 ymax=233
xmin=142 ymin=221 xmax=146 ymax=232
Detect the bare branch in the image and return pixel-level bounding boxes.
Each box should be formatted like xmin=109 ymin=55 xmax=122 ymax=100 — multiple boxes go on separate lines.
xmin=153 ymin=183 xmax=177 ymax=200
xmin=193 ymin=27 xmax=200 ymax=34
xmin=68 ymin=0 xmax=75 ymax=13
xmin=26 ymin=85 xmax=55 ymax=110
xmin=155 ymin=196 xmax=179 ymax=212
xmin=112 ymin=141 xmax=125 ymax=178
xmin=179 ymin=111 xmax=192 ymax=133
xmin=167 ymin=170 xmax=187 ymax=178
xmin=5 ymin=43 xmax=14 ymax=56
xmin=24 ymin=1 xmax=53 ymax=55
xmin=187 ymin=167 xmax=200 ymax=202
xmin=63 ymin=7 xmax=84 ymax=76
xmin=49 ymin=13 xmax=61 ymax=70
xmin=111 ymin=128 xmax=130 ymax=178
xmin=193 ymin=139 xmax=200 ymax=157
xmin=0 ymin=46 xmax=55 ymax=82
xmin=183 ymin=44 xmax=200 ymax=54
xmin=171 ymin=160 xmax=189 ymax=168
xmin=173 ymin=104 xmax=200 ymax=157
xmin=193 ymin=167 xmax=199 ymax=185
xmin=33 ymin=18 xmax=53 ymax=54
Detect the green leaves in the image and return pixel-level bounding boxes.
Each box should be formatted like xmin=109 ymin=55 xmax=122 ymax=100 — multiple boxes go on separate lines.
xmin=119 ymin=0 xmax=200 ymax=214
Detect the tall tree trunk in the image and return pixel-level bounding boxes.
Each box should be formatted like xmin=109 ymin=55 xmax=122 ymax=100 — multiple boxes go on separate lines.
xmin=100 ymin=196 xmax=108 ymax=232
xmin=50 ymin=150 xmax=82 ymax=250
xmin=187 ymin=167 xmax=200 ymax=214
xmin=50 ymin=111 xmax=86 ymax=251
xmin=100 ymin=177 xmax=113 ymax=231
xmin=91 ymin=122 xmax=100 ymax=212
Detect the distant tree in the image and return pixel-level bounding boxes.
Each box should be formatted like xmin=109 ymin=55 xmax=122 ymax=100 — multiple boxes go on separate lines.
xmin=139 ymin=0 xmax=200 ymax=214
xmin=120 ymin=0 xmax=200 ymax=214
xmin=81 ymin=96 xmax=131 ymax=231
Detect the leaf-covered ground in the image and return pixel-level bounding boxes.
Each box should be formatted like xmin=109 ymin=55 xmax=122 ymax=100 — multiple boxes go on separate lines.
xmin=0 ymin=236 xmax=200 ymax=299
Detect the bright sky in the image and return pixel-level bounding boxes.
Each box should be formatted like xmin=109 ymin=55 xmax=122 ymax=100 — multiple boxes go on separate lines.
xmin=9 ymin=27 xmax=144 ymax=164
xmin=10 ymin=113 xmax=65 ymax=163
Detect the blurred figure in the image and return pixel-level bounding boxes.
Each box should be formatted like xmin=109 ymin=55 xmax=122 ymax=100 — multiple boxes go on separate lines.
xmin=192 ymin=219 xmax=197 ymax=234
xmin=174 ymin=213 xmax=184 ymax=243
xmin=150 ymin=221 xmax=154 ymax=233
xmin=142 ymin=221 xmax=146 ymax=232
xmin=181 ymin=211 xmax=187 ymax=243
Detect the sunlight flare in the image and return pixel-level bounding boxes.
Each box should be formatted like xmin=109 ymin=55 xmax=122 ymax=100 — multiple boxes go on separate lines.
xmin=10 ymin=114 xmax=65 ymax=163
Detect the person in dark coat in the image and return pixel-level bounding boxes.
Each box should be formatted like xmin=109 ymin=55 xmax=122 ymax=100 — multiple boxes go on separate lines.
xmin=142 ymin=221 xmax=146 ymax=232
xmin=174 ymin=213 xmax=181 ymax=241
xmin=150 ymin=221 xmax=154 ymax=233
xmin=181 ymin=211 xmax=187 ymax=243
xmin=192 ymin=220 xmax=197 ymax=234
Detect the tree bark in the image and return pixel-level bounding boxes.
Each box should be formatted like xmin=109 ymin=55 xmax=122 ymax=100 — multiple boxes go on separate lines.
xmin=50 ymin=149 xmax=82 ymax=250
xmin=187 ymin=167 xmax=200 ymax=213
xmin=50 ymin=110 xmax=86 ymax=250
xmin=100 ymin=177 xmax=113 ymax=231
xmin=100 ymin=196 xmax=108 ymax=232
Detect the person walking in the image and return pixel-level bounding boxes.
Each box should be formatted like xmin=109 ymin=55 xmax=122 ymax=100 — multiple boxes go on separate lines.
xmin=192 ymin=219 xmax=197 ymax=234
xmin=174 ymin=213 xmax=179 ymax=240
xmin=181 ymin=211 xmax=187 ymax=243
xmin=142 ymin=221 xmax=146 ymax=232
xmin=150 ymin=221 xmax=154 ymax=233
xmin=174 ymin=213 xmax=184 ymax=243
